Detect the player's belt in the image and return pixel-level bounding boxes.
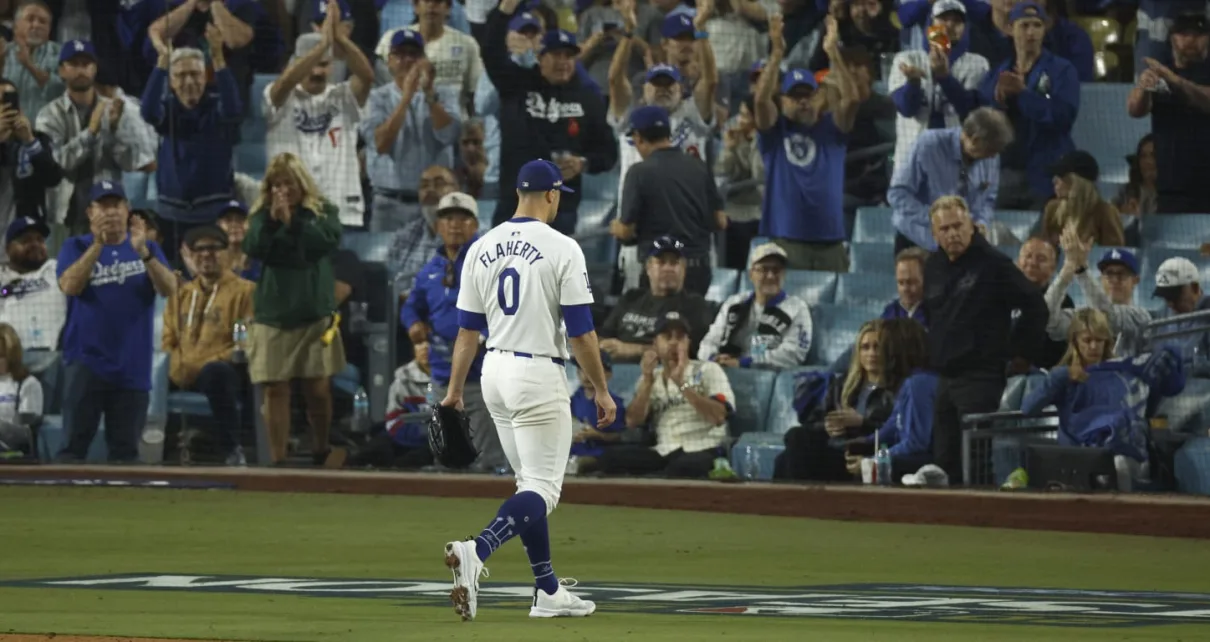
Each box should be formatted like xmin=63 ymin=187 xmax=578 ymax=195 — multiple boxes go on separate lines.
xmin=488 ymin=348 xmax=565 ymax=366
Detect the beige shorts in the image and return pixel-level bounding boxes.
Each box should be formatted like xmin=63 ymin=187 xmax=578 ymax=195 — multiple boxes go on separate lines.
xmin=247 ymin=317 xmax=346 ymax=384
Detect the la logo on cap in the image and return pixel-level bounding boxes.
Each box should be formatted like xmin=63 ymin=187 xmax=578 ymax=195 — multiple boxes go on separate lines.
xmin=667 ymin=311 xmax=681 ymax=319
xmin=74 ymin=41 xmax=85 ymax=51
xmin=521 ymin=181 xmax=530 ymax=187
xmin=1111 ymin=250 xmax=1120 ymax=259
xmin=101 ymin=181 xmax=112 ymax=189
xmin=560 ymin=33 xmax=568 ymax=41
xmin=794 ymin=71 xmax=803 ymax=80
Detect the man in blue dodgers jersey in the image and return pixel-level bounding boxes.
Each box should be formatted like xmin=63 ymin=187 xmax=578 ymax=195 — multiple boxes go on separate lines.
xmin=440 ymin=159 xmax=615 ymax=621
xmin=55 ymin=180 xmax=177 ymax=462
xmin=754 ymin=13 xmax=860 ymax=273
xmin=401 ymin=192 xmax=506 ymax=470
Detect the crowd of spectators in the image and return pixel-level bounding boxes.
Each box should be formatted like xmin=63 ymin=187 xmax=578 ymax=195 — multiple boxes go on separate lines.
xmin=0 ymin=0 xmax=1207 ymax=490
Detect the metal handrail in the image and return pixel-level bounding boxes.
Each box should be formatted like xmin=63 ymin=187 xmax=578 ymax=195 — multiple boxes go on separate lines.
xmin=1144 ymin=308 xmax=1210 ymax=342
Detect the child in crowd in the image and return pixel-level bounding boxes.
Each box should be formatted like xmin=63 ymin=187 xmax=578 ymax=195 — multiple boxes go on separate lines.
xmin=0 ymin=323 xmax=44 ymax=458
xmin=348 ymin=342 xmax=434 ymax=469
xmin=567 ymin=350 xmax=626 ymax=475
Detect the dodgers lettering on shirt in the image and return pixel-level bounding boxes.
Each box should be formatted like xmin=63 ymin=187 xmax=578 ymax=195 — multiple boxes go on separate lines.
xmin=56 ymin=235 xmax=166 ymax=391
xmin=758 ymin=114 xmax=848 ymax=243
xmin=477 ymin=240 xmax=545 ymax=268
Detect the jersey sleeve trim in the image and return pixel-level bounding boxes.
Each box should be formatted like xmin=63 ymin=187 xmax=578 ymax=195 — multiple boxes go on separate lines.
xmin=457 ymin=308 xmax=488 ymax=332
xmin=561 ymin=304 xmax=595 ymax=338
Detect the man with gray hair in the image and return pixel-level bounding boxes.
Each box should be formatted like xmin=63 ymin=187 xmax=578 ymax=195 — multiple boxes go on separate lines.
xmin=265 ymin=0 xmax=374 ymax=227
xmin=140 ymin=25 xmax=242 ymax=257
xmin=887 ymin=106 xmax=1013 ymax=254
xmin=0 ymin=0 xmax=63 ymax=121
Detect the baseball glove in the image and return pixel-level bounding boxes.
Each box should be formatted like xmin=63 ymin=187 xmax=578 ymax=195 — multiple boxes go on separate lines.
xmin=428 ymin=403 xmax=479 ymax=468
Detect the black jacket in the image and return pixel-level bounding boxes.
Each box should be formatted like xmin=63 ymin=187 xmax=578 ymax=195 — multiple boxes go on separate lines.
xmin=0 ymin=131 xmax=64 ymax=224
xmin=484 ymin=8 xmax=617 ymax=229
xmin=924 ymin=234 xmax=1049 ymax=376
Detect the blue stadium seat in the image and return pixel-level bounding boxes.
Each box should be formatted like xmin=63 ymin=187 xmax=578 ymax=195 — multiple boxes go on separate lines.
xmin=707 ymin=267 xmax=739 ymax=303
xmin=996 ymin=210 xmax=1039 ymax=242
xmin=780 ymin=270 xmax=838 ymax=304
xmin=332 ymin=363 xmax=362 ymax=396
xmin=123 ymin=172 xmax=156 ymax=210
xmin=250 ymin=73 xmax=276 ymax=120
xmin=577 ymin=200 xmax=614 ymax=234
xmin=835 ymin=273 xmax=895 ymax=306
xmin=849 ymin=242 xmax=895 ymax=275
xmin=853 ymin=207 xmax=895 ymax=243
xmin=234 ymin=143 xmax=267 ymax=177
xmin=167 ymin=391 xmax=211 ymax=418
xmin=1174 ymin=437 xmax=1210 ymax=496
xmin=997 ymin=243 xmax=1022 ymax=262
xmin=153 ymin=296 xmax=168 ymax=350
xmin=579 ymin=235 xmax=617 ymax=266
xmin=1072 ymin=83 xmax=1150 ymax=184
xmin=240 ymin=117 xmax=267 ymax=144
xmin=748 ymin=236 xmax=769 ymax=256
xmin=808 ymin=302 xmax=884 ymax=367
xmin=476 ymin=199 xmax=497 ymax=230
xmin=610 ymin=364 xmax=642 ymax=405
xmin=580 ymin=171 xmax=620 ymax=202
xmin=342 ymin=230 xmax=394 ymax=263
xmin=1157 ymin=378 xmax=1210 ymax=435
xmin=1143 ymin=215 xmax=1210 ymax=249
xmin=725 ymin=368 xmax=776 ymax=435
xmin=767 ymin=367 xmax=823 ymax=435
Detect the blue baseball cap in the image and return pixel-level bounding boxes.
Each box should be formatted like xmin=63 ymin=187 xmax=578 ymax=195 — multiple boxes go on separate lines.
xmin=89 ymin=179 xmax=127 ymax=203
xmin=628 ymin=105 xmax=670 ymax=133
xmin=572 ymin=349 xmax=612 ymax=372
xmin=540 ymin=29 xmax=580 ymax=55
xmin=1096 ymin=248 xmax=1139 ymax=276
xmin=749 ymin=58 xmax=767 ymax=75
xmin=1008 ymin=1 xmax=1048 ymax=24
xmin=313 ymin=0 xmax=352 ymax=24
xmin=654 ymin=310 xmax=692 ymax=336
xmin=5 ymin=216 xmax=50 ymax=246
xmin=390 ymin=28 xmax=425 ymax=51
xmin=220 ymin=199 xmax=249 ymax=217
xmin=59 ymin=39 xmax=97 ymax=65
xmin=509 ymin=11 xmax=541 ymax=33
xmin=661 ymin=13 xmax=695 ymax=39
xmin=645 ymin=63 xmax=682 ymax=84
xmin=516 ymin=159 xmax=575 ymax=193
xmin=781 ymin=68 xmax=817 ymax=93
xmin=647 ymin=234 xmax=685 ymax=258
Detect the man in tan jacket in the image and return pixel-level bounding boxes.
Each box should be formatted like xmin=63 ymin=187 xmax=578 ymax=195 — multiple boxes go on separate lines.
xmin=162 ymin=225 xmax=255 ymax=465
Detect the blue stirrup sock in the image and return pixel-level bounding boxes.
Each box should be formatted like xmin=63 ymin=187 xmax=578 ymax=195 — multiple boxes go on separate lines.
xmin=473 ymin=490 xmax=547 ymax=562
xmin=520 ymin=515 xmax=559 ymax=595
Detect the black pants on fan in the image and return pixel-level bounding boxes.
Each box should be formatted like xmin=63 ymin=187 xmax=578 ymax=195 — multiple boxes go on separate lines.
xmin=594 ymin=445 xmax=717 ymax=478
xmin=932 ymin=373 xmax=1006 ymax=484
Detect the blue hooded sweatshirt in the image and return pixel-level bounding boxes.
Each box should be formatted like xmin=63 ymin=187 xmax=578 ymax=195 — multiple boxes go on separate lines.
xmin=870 ymin=371 xmax=938 ymax=458
xmin=1021 ymin=347 xmax=1186 ymax=462
xmin=401 ymin=236 xmax=485 ymax=386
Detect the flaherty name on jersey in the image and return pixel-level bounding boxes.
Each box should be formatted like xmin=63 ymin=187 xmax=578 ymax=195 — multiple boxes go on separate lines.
xmin=477 ymin=239 xmax=545 ymax=268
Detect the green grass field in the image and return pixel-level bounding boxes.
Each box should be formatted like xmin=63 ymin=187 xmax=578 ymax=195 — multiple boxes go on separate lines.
xmin=1 ymin=486 xmax=1208 ymax=641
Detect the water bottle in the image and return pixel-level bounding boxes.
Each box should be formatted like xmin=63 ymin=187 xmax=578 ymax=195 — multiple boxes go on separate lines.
xmin=352 ymin=386 xmax=370 ymax=433
xmin=749 ymin=335 xmax=768 ymax=362
xmin=744 ymin=444 xmax=760 ymax=481
xmin=350 ymin=301 xmax=368 ymax=333
xmin=30 ymin=315 xmax=44 ymax=349
xmin=425 ymin=382 xmax=435 ymax=407
xmin=231 ymin=320 xmax=248 ymax=363
xmin=875 ymin=446 xmax=892 ymax=487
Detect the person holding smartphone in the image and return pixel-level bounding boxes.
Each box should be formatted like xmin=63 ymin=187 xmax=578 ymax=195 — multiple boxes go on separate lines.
xmin=0 ymin=80 xmax=63 ymax=244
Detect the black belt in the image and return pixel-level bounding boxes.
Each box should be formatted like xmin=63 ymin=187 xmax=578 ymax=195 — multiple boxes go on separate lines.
xmin=374 ymin=188 xmax=419 ymax=202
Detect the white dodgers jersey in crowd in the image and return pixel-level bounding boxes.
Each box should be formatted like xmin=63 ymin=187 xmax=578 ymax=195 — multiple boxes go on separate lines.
xmin=263 ymin=81 xmax=365 ymax=226
xmin=610 ymin=99 xmax=713 ymax=205
xmin=457 ymin=219 xmax=594 ymax=361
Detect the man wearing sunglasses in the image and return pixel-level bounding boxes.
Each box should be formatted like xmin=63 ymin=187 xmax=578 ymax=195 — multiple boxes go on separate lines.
xmin=401 ymin=192 xmax=506 ymax=471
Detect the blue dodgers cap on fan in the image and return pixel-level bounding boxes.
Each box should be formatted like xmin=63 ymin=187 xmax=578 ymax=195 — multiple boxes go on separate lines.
xmin=1096 ymin=248 xmax=1139 ymax=276
xmin=509 ymin=11 xmax=541 ymax=33
xmin=540 ymin=29 xmax=580 ymax=55
xmin=1008 ymin=1 xmax=1048 ymax=24
xmin=89 ymin=179 xmax=126 ymax=202
xmin=516 ymin=159 xmax=575 ymax=193
xmin=58 ymin=39 xmax=97 ymax=65
xmin=5 ymin=216 xmax=50 ymax=246
xmin=661 ymin=13 xmax=695 ymax=39
xmin=221 ymin=199 xmax=249 ymax=216
xmin=645 ymin=63 xmax=682 ymax=84
xmin=390 ymin=28 xmax=425 ymax=50
xmin=313 ymin=0 xmax=352 ymax=24
xmin=647 ymin=234 xmax=685 ymax=258
xmin=654 ymin=310 xmax=692 ymax=336
xmin=781 ymin=68 xmax=817 ymax=93
xmin=628 ymin=104 xmax=670 ymax=133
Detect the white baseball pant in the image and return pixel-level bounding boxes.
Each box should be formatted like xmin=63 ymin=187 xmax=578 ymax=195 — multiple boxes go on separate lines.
xmin=480 ymin=350 xmax=573 ymax=516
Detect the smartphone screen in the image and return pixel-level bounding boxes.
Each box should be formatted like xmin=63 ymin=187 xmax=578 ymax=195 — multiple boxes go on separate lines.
xmin=1 ymin=92 xmax=18 ymax=112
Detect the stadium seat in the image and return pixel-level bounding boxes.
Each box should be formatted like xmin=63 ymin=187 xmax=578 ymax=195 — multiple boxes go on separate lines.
xmin=996 ymin=210 xmax=1039 ymax=242
xmin=341 ymin=230 xmax=394 ymax=263
xmin=240 ymin=116 xmax=267 ymax=144
xmin=250 ymin=73 xmax=275 ymax=119
xmin=153 ymin=296 xmax=167 ymax=350
xmin=167 ymin=391 xmax=211 ymax=417
xmin=1073 ymin=84 xmax=1150 ymax=184
xmin=725 ymin=368 xmax=776 ymax=435
xmin=729 ymin=431 xmax=784 ymax=480
xmin=707 ymin=267 xmax=740 ymax=303
xmin=580 ymin=171 xmax=620 ymax=201
xmin=331 ymin=363 xmax=362 ymax=396
xmin=476 ymin=199 xmax=497 ymax=230
xmin=808 ymin=302 xmax=884 ymax=366
xmin=767 ymin=367 xmax=822 ymax=435
xmin=1142 ymin=214 xmax=1210 ymax=250
xmin=781 ymin=270 xmax=839 ymax=304
xmin=853 ymin=206 xmax=895 ymax=243
xmin=835 ymin=272 xmax=894 ymax=306
xmin=234 ymin=143 xmax=267 ymax=177
xmin=1174 ymin=437 xmax=1210 ymax=496
xmin=849 ymin=242 xmax=895 ymax=275
xmin=610 ymin=364 xmax=642 ymax=404
xmin=579 ymin=235 xmax=617 ymax=266
xmin=1156 ymin=378 xmax=1210 ymax=435
xmin=577 ymin=200 xmax=614 ymax=234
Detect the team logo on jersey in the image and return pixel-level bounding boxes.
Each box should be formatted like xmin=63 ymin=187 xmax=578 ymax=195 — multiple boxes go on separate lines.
xmin=0 ymin=276 xmax=51 ymax=300
xmin=294 ymin=108 xmax=335 ymax=135
xmin=783 ymin=132 xmax=818 ymax=168
xmin=525 ymin=93 xmax=586 ymax=123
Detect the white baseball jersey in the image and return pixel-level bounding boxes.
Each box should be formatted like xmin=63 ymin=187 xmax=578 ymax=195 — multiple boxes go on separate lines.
xmin=457 ymin=219 xmax=593 ymax=360
xmin=263 ymin=81 xmax=365 ymax=226
xmin=609 ymin=99 xmax=713 ymax=206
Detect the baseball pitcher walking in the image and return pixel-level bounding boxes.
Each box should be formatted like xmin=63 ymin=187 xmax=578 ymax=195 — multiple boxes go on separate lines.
xmin=439 ymin=159 xmax=617 ymax=621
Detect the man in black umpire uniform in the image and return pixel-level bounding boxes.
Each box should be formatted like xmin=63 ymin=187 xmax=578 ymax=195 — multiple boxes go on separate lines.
xmin=924 ymin=195 xmax=1048 ymax=483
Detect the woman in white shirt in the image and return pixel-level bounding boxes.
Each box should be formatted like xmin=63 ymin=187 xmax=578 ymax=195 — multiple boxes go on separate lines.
xmin=0 ymin=323 xmax=44 ymax=455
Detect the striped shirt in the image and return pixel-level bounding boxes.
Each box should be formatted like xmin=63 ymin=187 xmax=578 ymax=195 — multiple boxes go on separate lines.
xmin=887 ymin=127 xmax=999 ymax=250
xmin=2 ymin=40 xmax=64 ymax=124
xmin=640 ymin=360 xmax=735 ymax=457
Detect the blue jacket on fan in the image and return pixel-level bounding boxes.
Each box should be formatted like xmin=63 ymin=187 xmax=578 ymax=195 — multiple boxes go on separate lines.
xmin=868 ymin=371 xmax=938 ymax=458
xmin=401 ymin=237 xmax=485 ymax=386
xmin=140 ymin=66 xmax=243 ymax=223
xmin=1021 ymin=348 xmax=1186 ymax=462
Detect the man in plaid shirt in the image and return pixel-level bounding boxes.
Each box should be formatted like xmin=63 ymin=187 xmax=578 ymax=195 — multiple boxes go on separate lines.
xmin=589 ymin=310 xmax=735 ymax=478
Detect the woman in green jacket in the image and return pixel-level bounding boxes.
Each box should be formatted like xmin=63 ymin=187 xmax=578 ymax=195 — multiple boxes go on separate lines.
xmin=243 ymin=152 xmax=345 ymax=466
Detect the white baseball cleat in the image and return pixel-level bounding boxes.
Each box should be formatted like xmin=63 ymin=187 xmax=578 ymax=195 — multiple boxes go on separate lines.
xmin=529 ymin=579 xmax=596 ymax=618
xmin=444 ymin=540 xmax=488 ymax=621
